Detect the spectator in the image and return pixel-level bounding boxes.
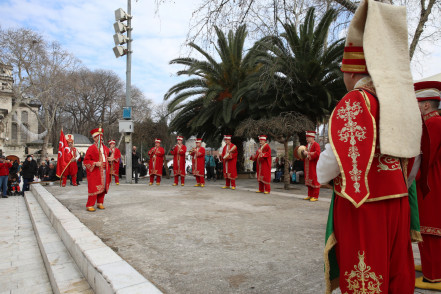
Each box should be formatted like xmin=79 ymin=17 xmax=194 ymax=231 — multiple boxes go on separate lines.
xmin=38 ymin=160 xmax=48 ymax=180
xmin=0 ymin=156 xmax=12 ymax=198
xmin=44 ymin=162 xmax=58 ymax=181
xmin=9 ymin=173 xmax=21 ymax=196
xmin=291 ymin=159 xmax=304 ymax=184
xmin=132 ymin=146 xmax=140 ymax=183
xmin=22 ymin=155 xmax=38 ymax=191
xmin=215 ymin=155 xmax=223 ymax=180
xmin=205 ymin=153 xmax=216 ymax=181
xmin=76 ymin=152 xmax=85 ymax=185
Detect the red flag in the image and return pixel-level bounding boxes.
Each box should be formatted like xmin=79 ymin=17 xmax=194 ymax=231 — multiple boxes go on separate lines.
xmin=56 ymin=130 xmax=68 ymax=178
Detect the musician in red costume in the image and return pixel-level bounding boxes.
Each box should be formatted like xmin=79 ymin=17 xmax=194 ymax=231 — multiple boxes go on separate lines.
xmin=148 ymin=138 xmax=165 ymax=186
xmin=83 ymin=128 xmax=111 ymax=212
xmin=107 ymin=140 xmax=121 ymax=185
xmin=62 ymin=134 xmax=79 ymax=187
xmin=250 ymin=135 xmax=271 ymax=194
xmin=317 ymin=1 xmax=423 ymax=293
xmin=221 ymin=135 xmax=238 ymax=190
xmin=302 ymin=131 xmax=320 ymax=201
xmin=171 ymin=136 xmax=186 ymax=186
xmin=190 ymin=138 xmax=206 ymax=187
xmin=414 ymin=81 xmax=441 ymax=291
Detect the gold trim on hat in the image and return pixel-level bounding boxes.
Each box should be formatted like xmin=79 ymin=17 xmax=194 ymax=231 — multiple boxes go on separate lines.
xmin=340 ymin=64 xmax=367 ymax=73
xmin=342 ymin=51 xmax=365 ymax=60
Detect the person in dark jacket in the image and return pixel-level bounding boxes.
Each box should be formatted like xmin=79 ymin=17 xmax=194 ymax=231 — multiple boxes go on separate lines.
xmin=37 ymin=161 xmax=48 ymax=180
xmin=75 ymin=152 xmax=85 ymax=185
xmin=132 ymin=146 xmax=140 ymax=183
xmin=44 ymin=162 xmax=58 ymax=181
xmin=22 ymin=155 xmax=38 ymax=191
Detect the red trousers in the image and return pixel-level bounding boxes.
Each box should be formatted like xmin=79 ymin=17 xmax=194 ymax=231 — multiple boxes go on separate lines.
xmin=334 ymin=196 xmax=414 ymax=293
xmin=111 ymin=174 xmax=119 ymax=184
xmin=62 ymin=175 xmax=77 ymax=186
xmin=225 ymin=179 xmax=236 ymax=187
xmin=195 ymin=176 xmax=205 ymax=184
xmin=150 ymin=175 xmax=161 ymax=184
xmin=418 ymin=234 xmax=441 ymax=282
xmin=258 ymin=182 xmax=270 ymax=193
xmin=307 ymin=186 xmax=319 ymax=198
xmin=86 ymin=192 xmax=105 ymax=207
xmin=174 ymin=175 xmax=185 ymax=185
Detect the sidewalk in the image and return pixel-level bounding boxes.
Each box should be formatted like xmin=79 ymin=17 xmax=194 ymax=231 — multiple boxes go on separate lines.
xmin=0 ymin=178 xmax=434 ymax=294
xmin=0 ymin=195 xmax=52 ymax=294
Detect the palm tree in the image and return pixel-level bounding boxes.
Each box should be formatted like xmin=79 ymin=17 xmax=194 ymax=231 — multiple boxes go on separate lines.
xmin=252 ymin=7 xmax=346 ymax=124
xmin=164 ymin=25 xmax=258 ymax=140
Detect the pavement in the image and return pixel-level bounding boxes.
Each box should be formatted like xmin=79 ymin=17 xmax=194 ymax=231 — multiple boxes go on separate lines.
xmin=0 ymin=196 xmax=53 ymax=293
xmin=0 ymin=175 xmax=436 ymax=293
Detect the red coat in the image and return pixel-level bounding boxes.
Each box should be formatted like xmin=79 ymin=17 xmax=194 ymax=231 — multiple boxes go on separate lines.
xmin=222 ymin=143 xmax=238 ymax=180
xmin=0 ymin=162 xmax=12 ymax=176
xmin=417 ymin=111 xmax=441 ymax=236
xmin=64 ymin=147 xmax=79 ymax=176
xmin=190 ymin=147 xmax=205 ymax=177
xmin=171 ymin=144 xmax=187 ymax=176
xmin=250 ymin=143 xmax=271 ymax=184
xmin=108 ymin=147 xmax=121 ymax=176
xmin=330 ymin=89 xmax=408 ymax=207
xmin=148 ymin=146 xmax=165 ymax=177
xmin=304 ymin=141 xmax=320 ymax=188
xmin=84 ymin=143 xmax=111 ymax=196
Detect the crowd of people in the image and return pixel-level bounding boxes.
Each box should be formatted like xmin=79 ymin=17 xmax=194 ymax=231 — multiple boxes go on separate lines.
xmin=0 ymin=154 xmax=86 ymax=198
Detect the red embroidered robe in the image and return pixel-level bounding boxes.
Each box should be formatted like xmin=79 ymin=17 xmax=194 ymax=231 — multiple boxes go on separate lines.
xmin=109 ymin=147 xmax=121 ymax=176
xmin=171 ymin=144 xmax=187 ymax=176
xmin=84 ymin=143 xmax=111 ymax=196
xmin=417 ymin=111 xmax=441 ymax=236
xmin=250 ymin=143 xmax=271 ymax=184
xmin=222 ymin=143 xmax=238 ymax=180
xmin=148 ymin=146 xmax=165 ymax=177
xmin=190 ymin=147 xmax=205 ymax=177
xmin=304 ymin=141 xmax=320 ymax=188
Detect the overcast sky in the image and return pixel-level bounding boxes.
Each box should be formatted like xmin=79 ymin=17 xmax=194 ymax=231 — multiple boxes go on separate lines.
xmin=1 ymin=0 xmax=440 ymax=106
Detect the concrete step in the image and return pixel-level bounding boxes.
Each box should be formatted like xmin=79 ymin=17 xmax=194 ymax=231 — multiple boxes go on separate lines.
xmin=30 ymin=184 xmax=162 ymax=294
xmin=25 ymin=191 xmax=93 ymax=294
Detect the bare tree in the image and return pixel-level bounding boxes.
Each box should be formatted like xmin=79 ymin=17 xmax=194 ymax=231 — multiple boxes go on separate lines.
xmin=156 ymin=0 xmax=440 ymax=61
xmin=235 ymin=112 xmax=314 ymax=189
xmin=0 ymin=27 xmax=79 ymax=157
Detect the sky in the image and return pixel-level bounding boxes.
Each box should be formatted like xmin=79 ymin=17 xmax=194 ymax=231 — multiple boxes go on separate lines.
xmin=0 ymin=0 xmax=440 ymax=106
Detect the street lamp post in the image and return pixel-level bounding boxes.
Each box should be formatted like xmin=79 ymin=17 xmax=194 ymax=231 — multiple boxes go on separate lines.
xmin=113 ymin=1 xmax=134 ymax=184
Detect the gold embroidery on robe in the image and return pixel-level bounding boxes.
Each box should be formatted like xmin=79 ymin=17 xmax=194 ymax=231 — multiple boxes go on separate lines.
xmin=344 ymin=251 xmax=383 ymax=294
xmin=336 ymin=100 xmax=367 ymax=193
xmin=374 ymin=154 xmax=401 ymax=172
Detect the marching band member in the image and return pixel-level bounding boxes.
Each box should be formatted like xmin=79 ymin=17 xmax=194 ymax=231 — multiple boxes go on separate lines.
xmin=148 ymin=138 xmax=165 ymax=185
xmin=221 ymin=135 xmax=238 ymax=189
xmin=107 ymin=140 xmax=121 ymax=185
xmin=171 ymin=136 xmax=187 ymax=186
xmin=84 ymin=127 xmax=111 ymax=212
xmin=62 ymin=134 xmax=79 ymax=187
xmin=190 ymin=138 xmax=206 ymax=187
xmin=250 ymin=135 xmax=271 ymax=194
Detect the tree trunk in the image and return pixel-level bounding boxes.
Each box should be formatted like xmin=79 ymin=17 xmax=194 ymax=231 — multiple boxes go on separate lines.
xmin=283 ymin=140 xmax=290 ymax=190
xmin=409 ymin=0 xmax=436 ymax=60
xmin=232 ymin=136 xmax=245 ymax=173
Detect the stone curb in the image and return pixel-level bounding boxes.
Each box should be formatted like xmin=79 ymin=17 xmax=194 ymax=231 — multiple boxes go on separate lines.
xmin=25 ymin=191 xmax=93 ymax=294
xmin=30 ymin=184 xmax=162 ymax=294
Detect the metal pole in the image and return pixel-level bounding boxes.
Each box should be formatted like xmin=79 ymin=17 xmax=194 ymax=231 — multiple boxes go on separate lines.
xmin=125 ymin=0 xmax=133 ymax=183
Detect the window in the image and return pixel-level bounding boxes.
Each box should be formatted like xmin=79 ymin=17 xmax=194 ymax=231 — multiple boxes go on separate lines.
xmin=11 ymin=123 xmax=17 ymax=142
xmin=20 ymin=111 xmax=29 ymax=142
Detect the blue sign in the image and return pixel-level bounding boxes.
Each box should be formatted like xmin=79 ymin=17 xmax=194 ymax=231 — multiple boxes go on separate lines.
xmin=123 ymin=107 xmax=132 ymax=119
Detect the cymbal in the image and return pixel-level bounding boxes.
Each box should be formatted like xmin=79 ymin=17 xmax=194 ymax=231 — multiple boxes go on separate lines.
xmin=294 ymin=145 xmax=307 ymax=160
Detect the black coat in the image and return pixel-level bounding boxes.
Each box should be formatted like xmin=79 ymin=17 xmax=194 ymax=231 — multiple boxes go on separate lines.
xmin=132 ymin=152 xmax=140 ymax=168
xmin=22 ymin=159 xmax=38 ymax=179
